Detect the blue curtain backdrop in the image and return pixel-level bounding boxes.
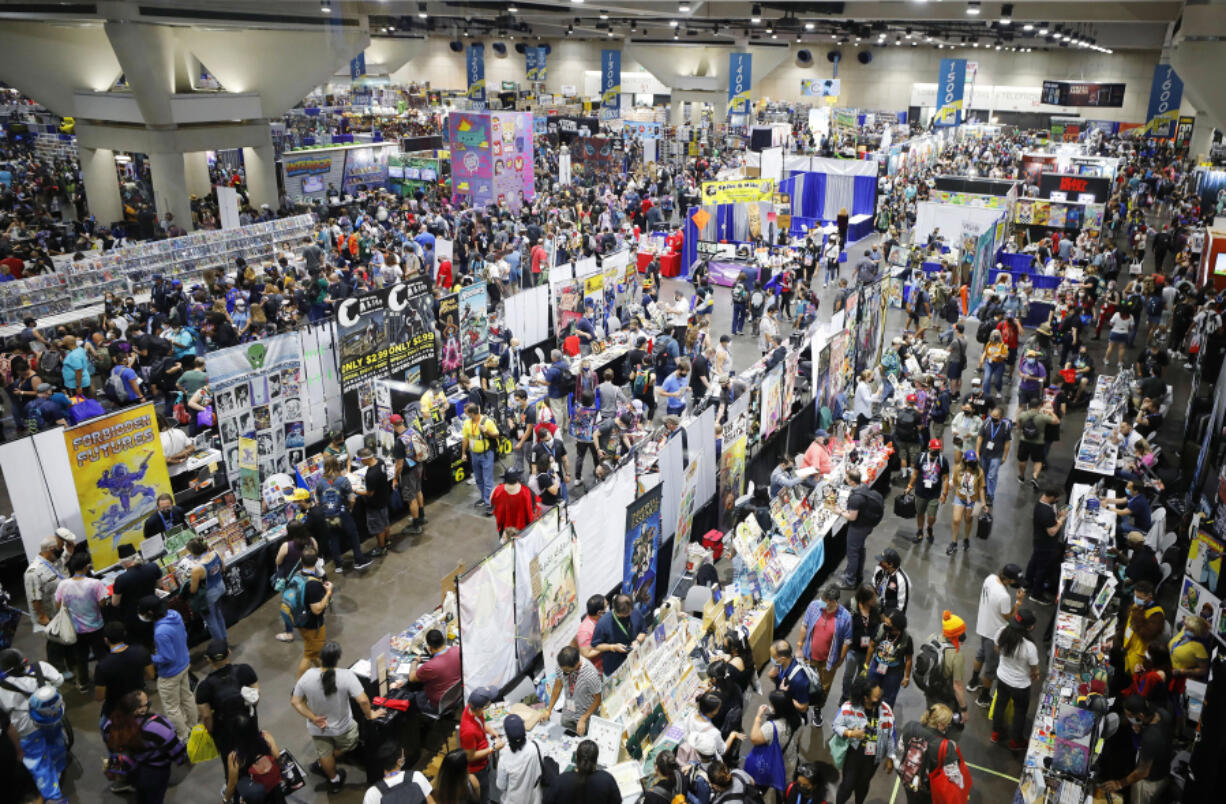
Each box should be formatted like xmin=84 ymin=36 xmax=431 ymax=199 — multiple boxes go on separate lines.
xmin=852 ymin=175 xmax=877 ymax=217
xmin=780 ymin=173 xmax=826 ymax=220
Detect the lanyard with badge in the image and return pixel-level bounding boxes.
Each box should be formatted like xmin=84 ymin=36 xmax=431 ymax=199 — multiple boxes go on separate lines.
xmin=41 ymin=557 xmax=64 ymax=579
xmin=985 ymin=419 xmax=1003 ymax=452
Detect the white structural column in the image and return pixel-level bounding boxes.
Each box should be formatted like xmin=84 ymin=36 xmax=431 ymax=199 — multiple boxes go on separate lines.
xmin=242 ymin=143 xmax=280 ymax=211
xmin=78 ymin=146 xmax=124 ymax=226
xmin=184 ymin=151 xmax=212 ymax=199
xmin=1171 ymin=3 xmax=1226 ymax=160
xmin=147 ymin=152 xmax=194 ymax=234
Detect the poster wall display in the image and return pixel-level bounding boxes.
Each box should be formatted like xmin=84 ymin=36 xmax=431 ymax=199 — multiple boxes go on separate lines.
xmin=458 ymin=281 xmax=490 ymax=369
xmin=530 ymin=529 xmax=581 ymax=675
xmin=719 ymin=434 xmax=748 ymax=528
xmin=552 ymin=269 xmax=584 ymax=332
xmin=671 ymin=454 xmax=703 ymax=575
xmin=448 ymin=111 xmax=535 ymax=211
xmin=623 ymin=485 xmax=663 ymax=617
xmin=65 ymin=404 xmax=173 ymax=570
xmin=801 ymin=78 xmax=841 ymax=98
xmin=623 ymin=121 xmax=662 ymax=140
xmin=341 ymin=147 xmax=389 ymax=194
xmin=207 ymin=334 xmax=306 ymax=489
xmin=572 ymin=137 xmax=617 ymax=167
xmin=437 ymin=292 xmax=462 ymax=386
xmin=760 ymin=363 xmax=784 ymax=439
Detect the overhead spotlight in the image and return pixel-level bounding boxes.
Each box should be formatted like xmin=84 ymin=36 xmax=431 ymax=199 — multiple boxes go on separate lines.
xmin=572 ymin=0 xmax=584 ymax=4
xmin=607 ymin=30 xmax=613 ymax=37
xmin=751 ymin=4 xmax=762 ymax=23
xmin=806 ymin=21 xmax=816 ymax=31
xmin=1061 ymin=34 xmax=1071 ymax=41
xmin=416 ymin=2 xmax=426 ymax=18
xmin=679 ymin=1 xmax=691 ymax=11
xmin=771 ymin=32 xmax=778 ymax=39
xmin=766 ymin=24 xmax=774 ymax=33
xmin=566 ymin=25 xmax=573 ymax=35
xmin=1000 ymin=3 xmax=1013 ymax=24
xmin=508 ymin=3 xmax=518 ymax=11
xmin=320 ymin=0 xmax=331 ymax=13
xmin=967 ymin=2 xmax=981 ymax=16
xmin=673 ymin=32 xmax=679 ymax=39
xmin=599 ymin=9 xmax=608 ymax=19
xmin=1038 ymin=23 xmax=1049 ymax=34
xmin=669 ymin=19 xmax=678 ymax=27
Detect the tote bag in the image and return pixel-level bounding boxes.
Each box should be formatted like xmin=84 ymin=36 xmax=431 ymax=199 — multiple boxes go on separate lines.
xmin=743 ymin=727 xmax=787 ymax=791
xmin=928 ymin=739 xmax=972 ymax=804
xmin=47 ymin=604 xmax=77 ymax=645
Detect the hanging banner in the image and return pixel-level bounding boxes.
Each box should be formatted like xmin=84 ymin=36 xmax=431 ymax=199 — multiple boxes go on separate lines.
xmin=466 ymin=43 xmax=486 ymax=109
xmin=536 ymin=46 xmax=548 ymax=82
xmin=801 ymin=78 xmax=840 ymax=98
xmin=458 ymin=281 xmax=490 ymax=369
xmin=65 ymin=404 xmax=173 ymax=570
xmin=935 ymin=58 xmax=967 ymax=127
xmin=728 ymin=52 xmax=752 ymax=115
xmin=526 ymin=46 xmax=539 ymax=82
xmin=531 ymin=528 xmax=581 ymax=675
xmin=700 ymin=178 xmax=775 ymax=204
xmin=624 ymin=121 xmax=662 ymax=140
xmin=403 ymin=276 xmax=438 ymax=385
xmin=1175 ymin=115 xmax=1196 ymax=150
xmin=437 ymin=291 xmax=462 ymax=386
xmin=832 ymin=109 xmax=857 ymax=130
xmin=349 ymin=52 xmax=366 ymax=80
xmin=623 ymin=484 xmax=663 ymax=617
xmin=1041 ymin=80 xmax=1125 ymax=108
xmin=600 ymin=49 xmax=621 ymax=120
xmin=1145 ymin=64 xmax=1183 ymax=138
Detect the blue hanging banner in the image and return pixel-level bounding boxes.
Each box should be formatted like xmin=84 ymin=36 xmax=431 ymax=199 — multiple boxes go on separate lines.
xmin=1145 ymin=64 xmax=1182 ymax=138
xmin=934 ymin=58 xmax=967 ymax=128
xmin=728 ymin=52 xmax=752 ymax=115
xmin=601 ymin=49 xmax=621 ymax=120
xmin=536 ymin=46 xmax=548 ymax=82
xmin=525 ymin=46 xmax=539 ymax=81
xmin=349 ymin=52 xmax=366 ymax=80
xmin=466 ymin=43 xmax=486 ymax=109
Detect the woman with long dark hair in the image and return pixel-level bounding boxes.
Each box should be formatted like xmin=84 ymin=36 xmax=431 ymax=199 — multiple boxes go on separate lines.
xmin=222 ymin=713 xmax=284 ymax=803
xmin=185 ymin=536 xmax=226 ymax=643
xmin=433 ymin=748 xmax=480 ymax=804
xmin=545 ymin=739 xmax=621 ymax=803
xmin=832 ymin=677 xmax=897 ymax=804
xmin=721 ymin=630 xmax=756 ymax=693
xmin=642 ymin=750 xmax=685 ymax=804
xmin=103 ymin=690 xmax=187 ymax=804
xmin=748 ymin=690 xmax=804 ymax=793
xmin=686 ymin=691 xmax=744 ymax=762
xmin=991 ymin=609 xmax=1040 ymax=750
xmin=842 ymin=583 xmax=881 ymax=702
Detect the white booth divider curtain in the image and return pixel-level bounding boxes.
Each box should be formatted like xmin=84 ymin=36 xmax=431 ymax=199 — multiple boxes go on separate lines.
xmin=913 ymin=202 xmax=1005 ymax=247
xmin=824 ymin=175 xmax=856 ymax=221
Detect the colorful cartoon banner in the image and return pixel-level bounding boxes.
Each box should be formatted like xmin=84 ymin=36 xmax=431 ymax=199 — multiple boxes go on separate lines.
xmin=1145 ymin=64 xmax=1182 ymax=138
xmin=526 ymin=46 xmax=540 ymax=82
xmin=65 ymin=404 xmax=172 ymax=570
xmin=600 ymin=48 xmax=621 ymax=120
xmin=459 ymin=281 xmax=490 ymax=369
xmin=623 ymin=484 xmax=663 ymax=617
xmin=530 ymin=527 xmax=581 ymax=674
xmin=624 ymin=121 xmax=662 ymax=140
xmin=283 ymin=155 xmax=332 ymax=177
xmin=466 ymin=43 xmax=486 ymax=109
xmin=935 ymin=58 xmax=967 ymax=127
xmin=728 ymin=52 xmax=752 ymax=115
xmin=437 ymin=292 xmax=462 ymax=386
xmin=801 ymin=78 xmax=840 ymax=98
xmin=572 ymin=137 xmax=617 ymax=166
xmin=700 ymin=178 xmax=775 ymax=204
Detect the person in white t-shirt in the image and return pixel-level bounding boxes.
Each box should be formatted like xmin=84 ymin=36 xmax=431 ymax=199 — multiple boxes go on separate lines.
xmin=990 ymin=610 xmax=1041 ymax=750
xmin=363 ymin=742 xmax=433 ymax=804
xmin=159 ymin=417 xmax=194 ymax=478
xmin=967 ymin=563 xmax=1026 ymax=707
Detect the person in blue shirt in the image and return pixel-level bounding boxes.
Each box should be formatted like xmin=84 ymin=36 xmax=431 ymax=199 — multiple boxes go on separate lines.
xmin=60 ymin=335 xmax=92 ymax=396
xmin=574 ymin=302 xmax=598 ymax=350
xmin=1105 ymin=480 xmax=1153 ymax=535
xmin=590 ymin=594 xmax=647 ymax=676
xmin=658 ymin=361 xmax=690 ymax=416
xmin=26 ymin=383 xmax=70 ymax=430
xmin=110 ymin=352 xmax=145 ymax=404
xmin=768 ymin=639 xmax=811 ymax=720
xmin=533 ymin=348 xmax=571 ymax=434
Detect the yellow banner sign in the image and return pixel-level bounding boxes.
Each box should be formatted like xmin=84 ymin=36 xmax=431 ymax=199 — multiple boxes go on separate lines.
xmin=64 ymin=403 xmax=173 ymax=569
xmin=700 ymin=178 xmax=776 ymax=205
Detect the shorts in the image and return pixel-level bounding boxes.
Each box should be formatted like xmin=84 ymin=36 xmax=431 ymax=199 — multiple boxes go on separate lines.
xmin=366 ymin=506 xmax=389 ymax=534
xmin=953 ymin=496 xmax=976 ymax=510
xmin=897 ymin=440 xmax=920 ymax=465
xmin=300 ymin=626 xmax=326 ymax=663
xmin=946 ymin=360 xmax=963 ymax=380
xmin=399 ymin=464 xmax=423 ymax=501
xmin=975 ymin=636 xmax=1000 ymax=677
xmin=311 ymin=720 xmax=360 ymax=759
xmin=915 ymin=495 xmax=940 ymax=518
xmin=1017 ymin=441 xmax=1047 ymax=463
xmin=1108 ymin=332 xmax=1129 ymax=343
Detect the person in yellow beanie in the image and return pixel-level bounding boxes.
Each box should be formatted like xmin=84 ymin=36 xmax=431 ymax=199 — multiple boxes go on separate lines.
xmin=915 ymin=610 xmax=970 ymax=728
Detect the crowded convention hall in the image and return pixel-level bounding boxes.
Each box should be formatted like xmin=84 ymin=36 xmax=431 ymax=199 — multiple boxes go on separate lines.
xmin=1 ymin=1 xmax=1226 ymax=803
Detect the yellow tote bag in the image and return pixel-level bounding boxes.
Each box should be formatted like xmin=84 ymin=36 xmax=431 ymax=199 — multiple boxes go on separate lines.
xmin=186 ymin=723 xmax=219 ymax=764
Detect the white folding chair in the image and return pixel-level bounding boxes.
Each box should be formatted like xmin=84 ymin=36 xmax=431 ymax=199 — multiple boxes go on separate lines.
xmin=1144 ymin=508 xmax=1167 ymax=551
xmin=684 ymin=584 xmax=713 ymax=616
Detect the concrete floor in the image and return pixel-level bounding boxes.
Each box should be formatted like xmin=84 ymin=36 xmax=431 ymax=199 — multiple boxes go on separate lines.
xmin=8 ymin=223 xmax=1187 ymax=803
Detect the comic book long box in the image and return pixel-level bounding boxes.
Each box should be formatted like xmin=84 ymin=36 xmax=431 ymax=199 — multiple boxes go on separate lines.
xmin=63 ymin=403 xmax=174 ymax=570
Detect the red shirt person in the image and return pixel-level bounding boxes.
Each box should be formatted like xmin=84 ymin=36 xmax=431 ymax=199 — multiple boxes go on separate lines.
xmin=489 ymin=469 xmax=537 ymax=539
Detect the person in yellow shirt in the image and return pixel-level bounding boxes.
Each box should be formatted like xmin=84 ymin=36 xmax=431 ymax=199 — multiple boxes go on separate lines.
xmin=419 ymin=380 xmax=448 ymax=422
xmin=461 ymin=403 xmax=500 ymax=514
xmin=1168 ymin=615 xmax=1212 ymax=693
xmin=1121 ymin=580 xmax=1165 ymax=675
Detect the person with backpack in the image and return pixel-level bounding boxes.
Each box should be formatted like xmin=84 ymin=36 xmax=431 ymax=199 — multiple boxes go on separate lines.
xmin=280 ymin=546 xmax=332 ymax=680
xmin=533 ymin=349 xmax=573 ymax=436
xmin=731 ymin=272 xmax=750 ymax=336
xmin=748 ymin=282 xmax=767 ymax=336
xmin=831 ymin=677 xmax=897 ymax=804
xmin=946 ymin=323 xmax=968 ymax=395
xmin=1015 ymin=398 xmax=1059 ymax=489
xmin=914 ymin=612 xmax=970 ymax=727
xmin=107 ymin=351 xmax=145 ymax=405
xmin=103 ymin=689 xmax=188 ymax=803
xmin=642 ymin=749 xmax=691 ymax=804
xmin=23 ymin=382 xmax=70 ymax=431
xmin=799 ymin=584 xmax=853 ymax=700
xmin=0 ymin=647 xmax=67 ymax=802
xmin=365 ymin=742 xmax=433 ymax=804
xmin=194 ymin=638 xmax=259 ymax=763
xmin=707 ymin=759 xmax=764 ymax=804
xmin=630 ymin=358 xmax=657 ymax=422
xmin=835 ymin=468 xmax=884 ymax=589
xmin=316 ymin=455 xmax=373 ymax=573
xmin=895 ymin=704 xmax=969 ymax=804
xmin=892 ymin=394 xmax=923 ymax=477
xmin=391 ymin=414 xmax=429 ymax=536
xmin=495 ymin=714 xmax=543 ymax=804
xmin=222 ymin=713 xmax=286 ymax=804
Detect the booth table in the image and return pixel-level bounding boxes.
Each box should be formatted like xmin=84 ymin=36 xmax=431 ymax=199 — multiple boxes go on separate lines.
xmin=636 ymin=251 xmax=681 ymax=277
xmin=846 ymin=213 xmax=874 ymax=243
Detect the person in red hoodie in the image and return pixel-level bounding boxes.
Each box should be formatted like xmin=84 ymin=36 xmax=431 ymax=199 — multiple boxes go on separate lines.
xmin=490 ymin=469 xmax=537 ymax=541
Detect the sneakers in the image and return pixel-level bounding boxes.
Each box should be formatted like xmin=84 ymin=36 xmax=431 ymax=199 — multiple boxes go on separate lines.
xmin=990 ymin=731 xmax=1001 ymax=744
xmin=310 ymin=760 xmax=326 ymax=778
xmin=352 ymin=558 xmax=373 ymax=571
xmin=1017 ymin=476 xmax=1026 ymax=486
xmin=976 ymin=693 xmax=992 ymax=709
xmin=966 ymin=678 xmax=982 ymax=692
xmin=406 ymin=524 xmax=424 ymax=535
xmin=370 ymin=547 xmax=387 ymax=558
xmin=334 ymin=563 xmax=345 ymax=574
xmin=110 ymin=782 xmax=135 ymax=794
xmin=945 ymin=542 xmax=958 ymax=556
xmin=1030 ymin=478 xmax=1040 ymax=490
xmin=329 ymin=768 xmax=348 ymax=793
xmin=962 ymin=538 xmax=970 ymax=552
xmin=926 ymin=526 xmax=935 ymax=544
xmin=466 ymin=477 xmax=476 ymax=485
xmin=913 ymin=528 xmax=924 ymax=544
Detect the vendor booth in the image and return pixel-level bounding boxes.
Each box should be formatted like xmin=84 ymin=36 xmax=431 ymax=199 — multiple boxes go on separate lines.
xmin=777 ymin=157 xmax=878 ymax=242
xmin=280 ymin=141 xmax=400 ymax=203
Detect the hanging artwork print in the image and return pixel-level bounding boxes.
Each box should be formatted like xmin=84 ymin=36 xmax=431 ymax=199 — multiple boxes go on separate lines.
xmin=623 ymin=485 xmax=663 ymax=617
xmin=458 ymin=281 xmax=490 ymax=369
xmin=437 ymin=292 xmax=462 ymax=385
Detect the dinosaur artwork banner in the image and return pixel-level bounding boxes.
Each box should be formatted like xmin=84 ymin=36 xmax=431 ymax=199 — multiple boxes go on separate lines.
xmin=64 ymin=403 xmax=172 ymax=570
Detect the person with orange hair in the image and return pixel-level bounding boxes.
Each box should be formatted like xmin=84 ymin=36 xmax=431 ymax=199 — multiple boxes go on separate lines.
xmin=918 ymin=610 xmax=970 ymax=729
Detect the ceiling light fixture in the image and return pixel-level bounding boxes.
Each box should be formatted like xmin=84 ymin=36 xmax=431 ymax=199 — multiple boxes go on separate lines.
xmin=751 ymin=5 xmax=762 ymax=24
xmin=1000 ymin=3 xmax=1013 ymax=24
xmin=967 ymin=2 xmax=981 ymax=16
xmin=321 ymin=0 xmax=332 ymax=13
xmin=670 ymin=19 xmax=678 ymax=27
xmin=806 ymin=22 xmax=816 ymax=31
xmin=599 ymin=9 xmax=608 ymax=19
xmin=508 ymin=3 xmax=518 ymax=11
xmin=679 ymin=1 xmax=691 ymax=12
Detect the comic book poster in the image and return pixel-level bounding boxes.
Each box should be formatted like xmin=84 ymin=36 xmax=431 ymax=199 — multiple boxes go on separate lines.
xmin=437 ymin=292 xmax=462 ymax=386
xmin=458 ymin=281 xmax=490 ymax=369
xmin=623 ymin=485 xmax=663 ymax=617
xmin=671 ymin=454 xmax=703 ymax=572
xmin=402 ymin=276 xmax=438 ymax=386
xmin=584 ymin=273 xmax=605 ymax=324
xmin=719 ymin=435 xmax=748 ymax=529
xmin=554 ymin=278 xmax=584 ymax=331
xmin=64 ymin=404 xmax=172 ymax=569
xmin=530 ymin=529 xmax=580 ymax=674
xmin=760 ymin=363 xmax=783 ymax=439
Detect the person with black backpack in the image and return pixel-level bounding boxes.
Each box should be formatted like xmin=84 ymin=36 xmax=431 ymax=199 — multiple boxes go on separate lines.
xmin=914 ymin=612 xmax=970 ymax=727
xmin=892 ymin=395 xmax=923 ymax=476
xmin=895 ymin=704 xmax=968 ymax=804
xmin=365 ymin=742 xmax=432 ymax=803
xmin=194 ymin=638 xmax=259 ymax=762
xmin=707 ymin=759 xmax=765 ymax=804
xmin=835 ymin=469 xmax=885 ymax=589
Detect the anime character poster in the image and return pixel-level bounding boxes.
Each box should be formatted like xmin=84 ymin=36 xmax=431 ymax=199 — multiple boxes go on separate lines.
xmin=1188 ymin=529 xmax=1223 ymax=595
xmin=584 ymin=273 xmax=605 ymax=325
xmin=1178 ymin=577 xmax=1220 ymax=640
xmin=719 ymin=435 xmax=748 ymax=529
xmin=64 ymin=403 xmax=172 ymax=569
xmin=458 ymin=281 xmax=490 ymax=369
xmin=760 ymin=363 xmax=783 ymax=439
xmin=437 ymin=292 xmax=462 ymax=386
xmin=448 ymin=112 xmax=494 ymax=208
xmin=623 ymin=485 xmax=663 ymax=617
xmin=671 ymin=454 xmax=703 ymax=573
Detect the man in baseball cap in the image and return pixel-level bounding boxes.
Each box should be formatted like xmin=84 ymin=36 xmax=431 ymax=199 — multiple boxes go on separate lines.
xmin=459 ymin=685 xmax=504 ymax=796
xmin=968 ymin=563 xmax=1027 ymax=707
xmin=195 ymin=638 xmax=259 ymax=760
xmin=873 ymin=548 xmax=912 ymax=615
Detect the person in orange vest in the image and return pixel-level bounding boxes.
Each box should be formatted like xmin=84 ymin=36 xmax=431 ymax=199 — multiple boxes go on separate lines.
xmin=347 ymin=231 xmax=359 ymax=260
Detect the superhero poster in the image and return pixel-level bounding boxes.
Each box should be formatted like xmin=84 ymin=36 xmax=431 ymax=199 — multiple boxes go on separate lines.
xmin=623 ymin=484 xmax=663 ymax=618
xmin=64 ymin=403 xmax=172 ymax=569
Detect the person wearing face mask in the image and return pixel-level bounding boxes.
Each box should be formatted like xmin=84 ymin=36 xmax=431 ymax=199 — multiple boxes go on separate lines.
xmin=906 ymin=439 xmax=950 ymax=545
xmin=1168 ymin=615 xmax=1212 ymax=694
xmin=1119 ymin=580 xmax=1165 ymax=677
xmin=1100 ymin=695 xmax=1174 ymax=803
xmin=974 ymin=406 xmax=1010 ymax=506
xmin=832 ymin=677 xmax=898 ymax=804
xmin=989 ymin=609 xmax=1040 ymax=750
xmin=799 ymin=585 xmax=853 ymax=699
xmin=947 ymin=450 xmax=986 ymax=555
xmin=865 ymin=609 xmax=913 ymax=708
xmin=1103 ymin=480 xmax=1153 ymax=537
xmin=543 ymin=646 xmax=602 ymax=737
xmin=784 ymin=762 xmax=825 ymax=804
xmin=22 ymin=536 xmax=72 ymax=676
xmin=530 ymin=424 xmax=570 ymax=504
xmin=967 ymin=564 xmax=1025 ymax=708
xmin=589 ymin=594 xmax=647 ymax=676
